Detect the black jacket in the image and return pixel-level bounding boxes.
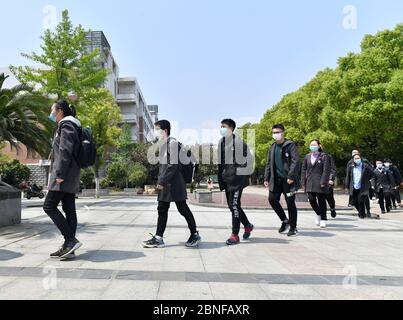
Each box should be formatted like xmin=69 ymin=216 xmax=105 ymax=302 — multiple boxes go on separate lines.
xmin=48 ymin=117 xmax=81 ymax=194
xmin=218 ymin=135 xmax=254 ymax=192
xmin=264 ymin=139 xmax=301 ymax=192
xmin=157 ymin=138 xmax=187 ymax=203
xmin=374 ymin=168 xmax=396 ymax=193
xmin=345 ymin=162 xmax=375 ymax=196
xmin=329 ymin=154 xmax=337 ymax=183
xmin=301 ymin=152 xmax=331 ymax=194
xmin=391 ymin=166 xmax=402 ymax=186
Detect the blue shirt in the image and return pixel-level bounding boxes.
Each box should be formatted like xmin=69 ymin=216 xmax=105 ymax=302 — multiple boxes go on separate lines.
xmin=353 ymin=163 xmax=363 ymax=190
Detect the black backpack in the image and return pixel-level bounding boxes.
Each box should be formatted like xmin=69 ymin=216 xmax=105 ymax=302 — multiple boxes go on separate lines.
xmin=179 ymin=142 xmax=199 ymax=184
xmin=168 ymin=140 xmax=198 ymax=184
xmin=76 ymin=127 xmax=97 ymax=169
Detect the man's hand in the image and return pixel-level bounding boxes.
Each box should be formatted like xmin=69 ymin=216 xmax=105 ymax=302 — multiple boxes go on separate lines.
xmin=287 ymin=179 xmax=294 ymax=185
xmin=56 ymin=179 xmax=64 ymax=185
xmin=156 ymin=184 xmax=164 ymax=191
xmin=264 ymin=181 xmax=269 ymax=188
xmin=329 ymin=180 xmax=334 ymax=186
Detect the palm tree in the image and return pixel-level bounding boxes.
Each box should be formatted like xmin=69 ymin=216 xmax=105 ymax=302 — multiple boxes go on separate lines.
xmin=0 ymin=73 xmax=52 ymax=157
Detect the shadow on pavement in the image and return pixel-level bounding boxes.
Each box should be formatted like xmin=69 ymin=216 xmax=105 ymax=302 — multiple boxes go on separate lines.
xmin=0 ymin=249 xmax=24 ymax=261
xmin=76 ymin=250 xmax=146 ymax=262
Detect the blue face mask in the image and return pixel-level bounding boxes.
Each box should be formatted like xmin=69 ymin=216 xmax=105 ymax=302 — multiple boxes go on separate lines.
xmin=48 ymin=113 xmax=57 ymax=123
xmin=309 ymin=146 xmax=319 ymax=153
xmin=354 ymin=159 xmax=362 ymax=166
xmin=220 ymin=128 xmax=229 ymax=137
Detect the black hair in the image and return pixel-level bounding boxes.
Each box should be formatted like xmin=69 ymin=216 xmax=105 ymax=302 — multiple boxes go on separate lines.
xmin=155 ymin=120 xmax=171 ymax=136
xmin=310 ymin=139 xmax=323 ymax=152
xmin=221 ymin=119 xmax=236 ymax=131
xmin=384 ymin=158 xmax=392 ymax=163
xmin=55 ymin=99 xmax=76 ymax=117
xmin=272 ymin=124 xmax=285 ymax=132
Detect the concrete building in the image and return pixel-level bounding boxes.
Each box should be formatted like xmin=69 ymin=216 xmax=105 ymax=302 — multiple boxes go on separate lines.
xmin=85 ymin=31 xmax=157 ymax=143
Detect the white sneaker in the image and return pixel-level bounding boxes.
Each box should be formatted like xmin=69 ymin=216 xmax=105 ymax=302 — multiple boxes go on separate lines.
xmin=320 ymin=220 xmax=327 ymax=228
xmin=315 ymin=215 xmax=321 ymax=226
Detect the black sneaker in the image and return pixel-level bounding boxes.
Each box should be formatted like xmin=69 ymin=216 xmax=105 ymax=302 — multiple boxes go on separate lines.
xmin=243 ymin=224 xmax=254 ymax=240
xmin=143 ymin=234 xmax=165 ymax=248
xmin=278 ymin=221 xmax=290 ymax=234
xmin=287 ymin=228 xmax=298 ymax=237
xmin=59 ymin=239 xmax=82 ymax=259
xmin=60 ymin=252 xmax=76 ymax=261
xmin=381 ymin=210 xmax=386 ymax=214
xmin=331 ymin=209 xmax=337 ymax=218
xmin=367 ymin=212 xmax=372 ymax=218
xmin=50 ymin=247 xmax=64 ymax=258
xmin=186 ymin=232 xmax=202 ymax=248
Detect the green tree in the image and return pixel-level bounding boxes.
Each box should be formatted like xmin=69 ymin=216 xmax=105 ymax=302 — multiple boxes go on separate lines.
xmin=79 ymin=88 xmax=122 ymax=197
xmin=0 ymin=73 xmax=52 ymax=157
xmin=10 ymin=10 xmax=108 ymax=103
xmin=250 ymin=24 xmax=403 ymax=176
xmin=128 ymin=164 xmax=148 ymax=188
xmin=0 ymin=160 xmax=31 ymax=187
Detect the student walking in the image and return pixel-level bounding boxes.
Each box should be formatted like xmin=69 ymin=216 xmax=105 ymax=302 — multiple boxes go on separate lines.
xmin=143 ymin=120 xmax=201 ymax=248
xmin=345 ymin=153 xmax=375 ymax=219
xmin=346 ymin=150 xmax=373 ymax=216
xmin=217 ymin=119 xmax=254 ymax=245
xmin=374 ymin=160 xmax=396 ymax=214
xmin=386 ymin=160 xmax=402 ymax=209
xmin=43 ymin=100 xmax=83 ymax=260
xmin=326 ymin=154 xmax=337 ymax=218
xmin=301 ymin=140 xmax=331 ymax=228
xmin=264 ymin=124 xmax=301 ymax=237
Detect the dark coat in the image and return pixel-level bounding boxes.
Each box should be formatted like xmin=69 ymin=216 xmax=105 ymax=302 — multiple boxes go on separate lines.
xmin=264 ymin=139 xmax=301 ymax=192
xmin=301 ymin=152 xmax=331 ymax=194
xmin=345 ymin=162 xmax=375 ymax=196
xmin=157 ymin=137 xmax=187 ymax=203
xmin=329 ymin=154 xmax=337 ymax=183
xmin=217 ymin=134 xmax=254 ymax=192
xmin=391 ymin=166 xmax=402 ymax=186
xmin=48 ymin=117 xmax=81 ymax=194
xmin=374 ymin=168 xmax=396 ymax=193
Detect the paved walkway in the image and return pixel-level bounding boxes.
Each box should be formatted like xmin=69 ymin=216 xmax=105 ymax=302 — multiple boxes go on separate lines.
xmin=1 ymin=196 xmax=403 ymax=300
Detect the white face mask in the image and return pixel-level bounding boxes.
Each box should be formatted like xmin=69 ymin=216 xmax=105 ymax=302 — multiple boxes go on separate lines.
xmin=272 ymin=133 xmax=283 ymax=141
xmin=377 ymin=164 xmax=383 ymax=169
xmin=154 ymin=129 xmax=165 ymax=140
xmin=384 ymin=163 xmax=391 ymax=168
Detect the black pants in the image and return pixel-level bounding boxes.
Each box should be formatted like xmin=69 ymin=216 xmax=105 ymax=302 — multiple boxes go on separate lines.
xmin=325 ymin=187 xmax=336 ymax=210
xmin=269 ymin=178 xmax=298 ymax=228
xmin=391 ymin=189 xmax=401 ymax=207
xmin=393 ymin=189 xmax=401 ymax=204
xmin=43 ymin=191 xmax=77 ymax=242
xmin=156 ymin=201 xmax=197 ymax=237
xmin=378 ymin=189 xmax=392 ymax=212
xmin=308 ymin=192 xmax=327 ymax=220
xmin=352 ymin=189 xmax=367 ymax=218
xmin=225 ymin=189 xmax=251 ymax=235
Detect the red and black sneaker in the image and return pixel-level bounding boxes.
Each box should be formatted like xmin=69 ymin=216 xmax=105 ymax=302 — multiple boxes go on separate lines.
xmin=226 ymin=234 xmax=240 ymax=246
xmin=243 ymin=224 xmax=254 ymax=240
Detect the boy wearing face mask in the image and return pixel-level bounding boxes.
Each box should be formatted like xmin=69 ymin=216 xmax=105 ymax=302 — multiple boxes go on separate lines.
xmin=143 ymin=120 xmax=201 ymax=248
xmin=346 ymin=150 xmax=373 ymax=216
xmin=264 ymin=124 xmax=301 ymax=237
xmin=345 ymin=153 xmax=375 ymax=219
xmin=217 ymin=119 xmax=255 ymax=245
xmin=385 ymin=159 xmax=402 ymax=209
xmin=374 ymin=160 xmax=396 ymax=213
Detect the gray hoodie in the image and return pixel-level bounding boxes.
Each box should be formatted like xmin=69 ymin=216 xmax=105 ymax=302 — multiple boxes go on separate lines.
xmin=48 ymin=116 xmax=82 ymax=194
